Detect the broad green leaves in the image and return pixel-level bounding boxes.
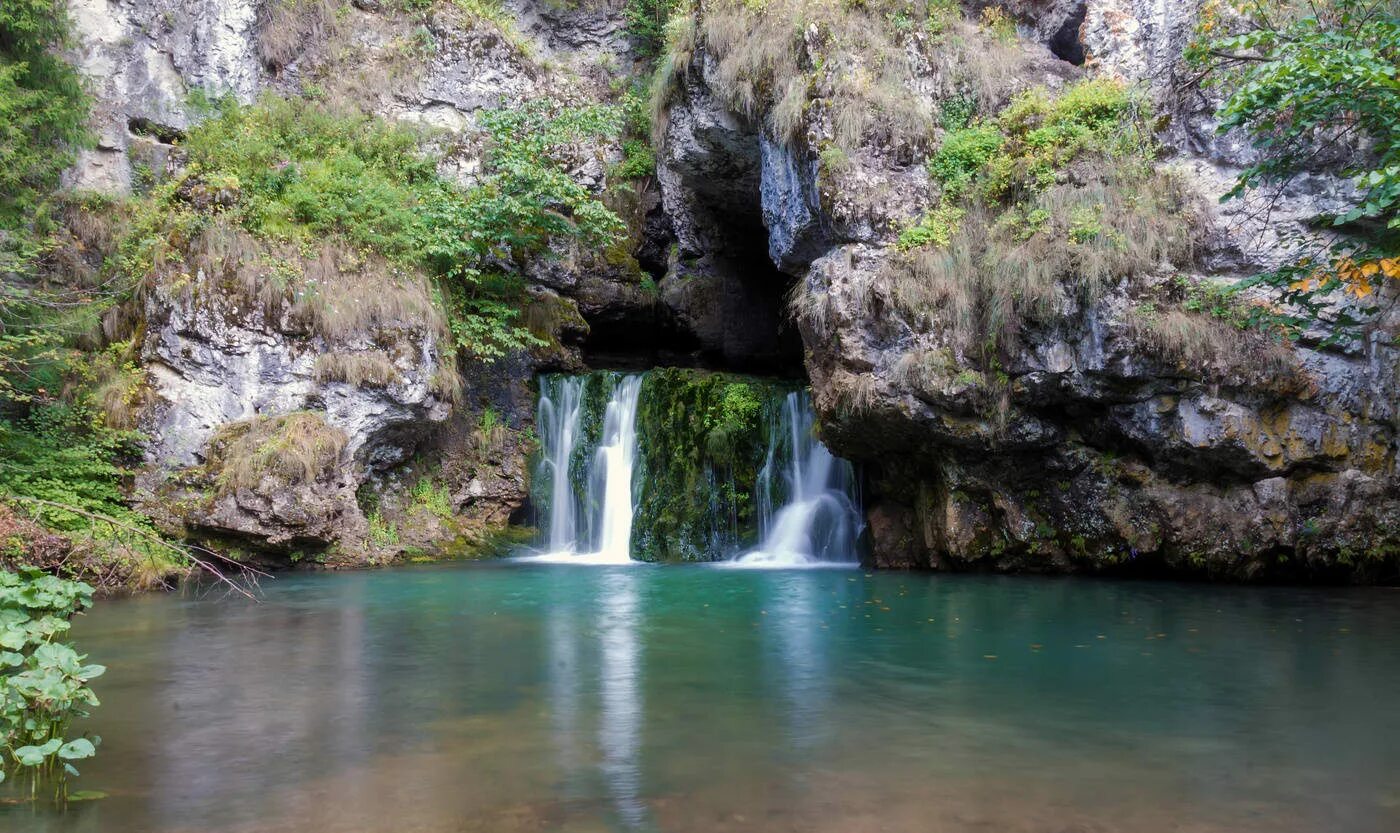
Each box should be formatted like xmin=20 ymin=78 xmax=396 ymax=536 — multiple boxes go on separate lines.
xmin=57 ymin=738 xmax=95 ymax=760
xmin=0 ymin=568 xmax=101 ymax=800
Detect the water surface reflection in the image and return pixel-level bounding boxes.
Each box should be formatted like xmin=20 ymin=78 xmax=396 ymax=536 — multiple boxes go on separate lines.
xmin=7 ymin=566 xmax=1399 ymax=833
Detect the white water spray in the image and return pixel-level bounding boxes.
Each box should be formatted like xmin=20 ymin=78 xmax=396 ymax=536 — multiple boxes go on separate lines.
xmin=732 ymin=391 xmax=862 ymax=567
xmin=529 ymin=375 xmax=643 ymax=564
xmin=588 ymin=376 xmax=643 ymax=564
xmin=537 ymin=376 xmax=584 ymax=553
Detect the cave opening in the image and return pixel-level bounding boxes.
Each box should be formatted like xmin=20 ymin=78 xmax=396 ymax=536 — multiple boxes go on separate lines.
xmin=128 ymin=116 xmax=185 ymax=144
xmin=579 ymin=146 xmax=807 ymax=379
xmin=1047 ymin=1 xmax=1087 ymax=66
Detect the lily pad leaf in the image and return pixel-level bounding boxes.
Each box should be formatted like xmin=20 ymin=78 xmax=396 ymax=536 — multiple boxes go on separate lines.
xmin=58 ymin=738 xmax=96 ymax=760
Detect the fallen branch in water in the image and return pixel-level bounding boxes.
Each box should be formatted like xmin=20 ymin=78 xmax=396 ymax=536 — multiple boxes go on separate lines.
xmin=5 ymin=496 xmax=267 ymax=600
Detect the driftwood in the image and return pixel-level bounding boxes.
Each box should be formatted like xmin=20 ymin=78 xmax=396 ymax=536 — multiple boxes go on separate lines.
xmin=5 ymin=497 xmax=268 ymax=600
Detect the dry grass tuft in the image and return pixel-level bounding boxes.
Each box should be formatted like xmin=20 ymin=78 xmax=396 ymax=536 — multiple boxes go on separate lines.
xmin=209 ymin=411 xmax=348 ymax=495
xmin=658 ymin=0 xmax=1033 ymax=152
xmin=257 ymin=0 xmax=344 ymax=73
xmin=702 ymin=0 xmax=933 ymax=150
xmin=313 ymin=351 xmax=404 ymax=387
xmin=149 ymin=217 xmax=448 ymax=345
xmin=788 ymin=279 xmax=837 ymax=340
xmin=44 ymin=195 xmax=126 ymax=289
xmin=875 ymin=162 xmax=1203 ymax=357
xmin=430 ymin=359 xmax=463 ymax=405
xmin=834 ymin=371 xmax=880 ymax=416
xmin=650 ymin=6 xmax=698 ymax=144
xmin=94 ymin=366 xmax=154 ymax=432
xmin=1127 ymin=296 xmax=1298 ymax=381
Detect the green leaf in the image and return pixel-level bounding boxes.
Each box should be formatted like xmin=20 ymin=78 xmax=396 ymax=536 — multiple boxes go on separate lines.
xmin=57 ymin=738 xmax=96 ymax=760
xmin=14 ymin=745 xmax=46 ymax=766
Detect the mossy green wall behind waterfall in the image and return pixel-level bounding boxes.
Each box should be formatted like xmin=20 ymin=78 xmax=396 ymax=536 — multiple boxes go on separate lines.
xmin=632 ymin=368 xmax=795 ymax=562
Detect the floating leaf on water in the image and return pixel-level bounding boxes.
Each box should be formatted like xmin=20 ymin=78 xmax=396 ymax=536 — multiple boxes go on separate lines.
xmin=66 ymin=790 xmax=108 ymax=802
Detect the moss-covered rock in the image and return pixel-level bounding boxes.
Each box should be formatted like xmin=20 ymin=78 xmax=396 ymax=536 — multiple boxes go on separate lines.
xmin=631 ymin=368 xmax=796 ymax=562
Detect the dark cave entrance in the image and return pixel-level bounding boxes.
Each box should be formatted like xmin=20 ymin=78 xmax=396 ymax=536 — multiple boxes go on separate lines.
xmin=578 ymin=139 xmax=807 ymax=379
xmin=1047 ymin=1 xmax=1087 ymax=65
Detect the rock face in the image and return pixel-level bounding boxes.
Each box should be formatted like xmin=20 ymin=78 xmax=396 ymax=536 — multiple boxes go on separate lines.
xmin=62 ymin=0 xmax=640 ymax=558
xmin=188 ymin=413 xmax=366 ymax=552
xmin=65 ymin=0 xmax=262 ymax=193
xmin=651 ymin=2 xmax=1400 ymax=581
xmin=63 ymin=0 xmax=806 ymax=563
xmin=801 ymin=244 xmax=1400 ymax=579
xmin=139 ymin=270 xmax=451 ymax=472
xmin=63 ymin=0 xmax=1399 ymax=579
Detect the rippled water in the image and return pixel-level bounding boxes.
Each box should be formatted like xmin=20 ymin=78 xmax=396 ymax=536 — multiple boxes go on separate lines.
xmin=7 ymin=564 xmax=1399 ymax=833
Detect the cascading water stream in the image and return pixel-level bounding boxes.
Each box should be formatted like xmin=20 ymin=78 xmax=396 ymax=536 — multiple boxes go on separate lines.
xmin=588 ymin=376 xmax=643 ymax=564
xmin=529 ymin=374 xmax=642 ymax=564
xmin=537 ymin=376 xmax=584 ymax=553
xmin=732 ymin=391 xmax=862 ymax=567
xmin=530 ymin=373 xmax=858 ymax=566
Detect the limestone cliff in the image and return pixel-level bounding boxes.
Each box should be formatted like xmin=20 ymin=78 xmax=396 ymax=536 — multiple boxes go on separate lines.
xmin=58 ymin=0 xmax=1399 ymax=579
xmin=650 ymin=0 xmax=1399 ymax=580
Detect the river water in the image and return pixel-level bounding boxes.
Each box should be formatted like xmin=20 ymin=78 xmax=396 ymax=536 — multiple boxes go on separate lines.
xmin=8 ymin=564 xmax=1399 ymax=832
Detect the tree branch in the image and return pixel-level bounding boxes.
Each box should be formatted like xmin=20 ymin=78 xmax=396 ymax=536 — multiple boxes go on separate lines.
xmin=5 ymin=497 xmax=266 ymax=600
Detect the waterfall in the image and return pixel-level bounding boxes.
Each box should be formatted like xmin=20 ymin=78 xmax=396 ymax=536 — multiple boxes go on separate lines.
xmin=529 ymin=374 xmax=643 ymax=564
xmin=537 ymin=375 xmax=584 ymax=552
xmin=589 ymin=376 xmax=643 ymax=563
xmin=732 ymin=391 xmax=862 ymax=567
xmin=529 ymin=372 xmax=859 ymax=565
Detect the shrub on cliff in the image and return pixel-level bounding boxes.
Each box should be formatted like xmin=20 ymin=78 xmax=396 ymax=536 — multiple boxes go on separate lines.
xmin=0 ymin=0 xmax=89 ymax=269
xmin=884 ymin=78 xmax=1201 ymax=358
xmin=123 ymin=95 xmax=625 ymax=362
xmin=1188 ymin=0 xmax=1400 ymax=339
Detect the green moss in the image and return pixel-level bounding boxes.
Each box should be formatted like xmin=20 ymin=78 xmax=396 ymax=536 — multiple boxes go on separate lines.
xmin=927 ymin=125 xmax=1003 ymax=200
xmin=441 ymin=523 xmax=535 ymax=560
xmin=897 ymin=204 xmax=966 ymax=251
xmin=631 ymin=369 xmax=796 ymax=562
